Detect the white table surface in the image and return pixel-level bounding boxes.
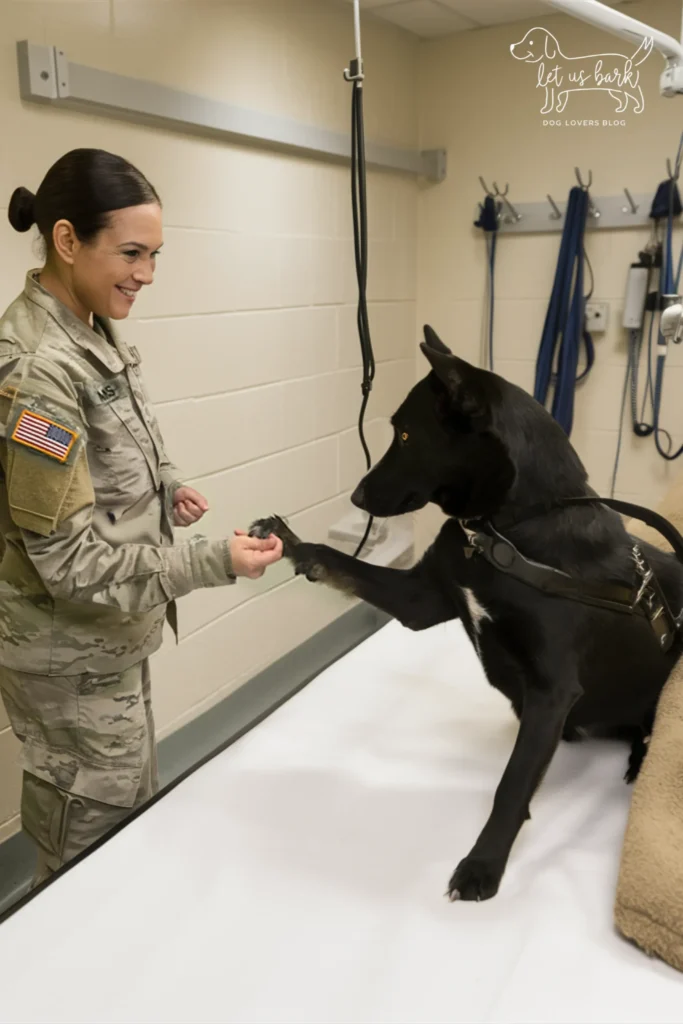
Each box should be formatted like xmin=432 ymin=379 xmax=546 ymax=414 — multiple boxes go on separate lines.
xmin=0 ymin=618 xmax=681 ymax=1023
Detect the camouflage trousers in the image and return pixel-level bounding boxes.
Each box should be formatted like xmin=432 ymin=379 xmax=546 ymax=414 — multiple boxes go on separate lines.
xmin=0 ymin=659 xmax=158 ymax=888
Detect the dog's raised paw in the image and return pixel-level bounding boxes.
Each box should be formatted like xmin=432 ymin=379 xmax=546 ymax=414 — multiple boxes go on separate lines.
xmin=447 ymin=857 xmax=503 ymax=903
xmin=248 ymin=515 xmax=322 ymax=575
xmin=248 ymin=514 xmax=302 ymax=554
xmin=249 ymin=515 xmax=285 ymax=540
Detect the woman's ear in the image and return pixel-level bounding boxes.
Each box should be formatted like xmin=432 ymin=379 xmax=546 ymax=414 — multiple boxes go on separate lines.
xmin=51 ymin=220 xmax=79 ymax=266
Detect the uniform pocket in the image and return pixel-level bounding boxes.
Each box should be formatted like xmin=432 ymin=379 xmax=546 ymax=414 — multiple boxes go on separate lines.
xmin=83 ymin=379 xmax=158 ymax=504
xmin=76 ymin=664 xmax=147 ymax=770
xmin=0 ymin=668 xmax=78 ymax=753
xmin=1 ymin=665 xmax=147 ymax=809
xmin=21 ymin=771 xmax=82 ymax=864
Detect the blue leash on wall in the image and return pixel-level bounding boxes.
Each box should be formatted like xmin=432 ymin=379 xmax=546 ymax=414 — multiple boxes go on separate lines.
xmin=534 ymin=185 xmax=594 ymax=438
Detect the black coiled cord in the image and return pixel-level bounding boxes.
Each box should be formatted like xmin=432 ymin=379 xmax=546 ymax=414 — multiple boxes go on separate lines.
xmin=349 ymin=73 xmax=376 ymax=558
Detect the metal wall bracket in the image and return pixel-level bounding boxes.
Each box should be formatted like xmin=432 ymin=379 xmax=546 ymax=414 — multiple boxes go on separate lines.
xmin=16 ymin=41 xmax=447 ymax=183
xmin=474 ymin=193 xmax=660 ymax=234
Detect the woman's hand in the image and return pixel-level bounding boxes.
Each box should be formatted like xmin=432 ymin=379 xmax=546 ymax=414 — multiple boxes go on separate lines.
xmin=230 ymin=529 xmax=284 ymax=579
xmin=173 ymin=486 xmax=209 ymax=527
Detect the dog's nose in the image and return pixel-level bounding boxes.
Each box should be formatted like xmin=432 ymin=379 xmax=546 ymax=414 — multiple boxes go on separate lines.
xmin=351 ymin=483 xmax=366 ymax=509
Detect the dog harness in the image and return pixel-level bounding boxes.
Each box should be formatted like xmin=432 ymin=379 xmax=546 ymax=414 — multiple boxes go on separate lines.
xmin=460 ymin=496 xmax=683 ymax=654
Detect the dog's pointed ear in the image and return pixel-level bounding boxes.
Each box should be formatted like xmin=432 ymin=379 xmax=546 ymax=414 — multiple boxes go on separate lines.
xmin=419 ymin=343 xmax=490 ymax=420
xmin=422 ymin=324 xmax=452 ymax=355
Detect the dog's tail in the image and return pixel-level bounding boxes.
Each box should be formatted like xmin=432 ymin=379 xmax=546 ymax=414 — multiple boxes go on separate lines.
xmin=632 ymin=36 xmax=654 ymax=66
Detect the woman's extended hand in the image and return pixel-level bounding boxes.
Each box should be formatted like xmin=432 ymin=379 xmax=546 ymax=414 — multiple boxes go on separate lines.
xmin=230 ymin=529 xmax=284 ymax=579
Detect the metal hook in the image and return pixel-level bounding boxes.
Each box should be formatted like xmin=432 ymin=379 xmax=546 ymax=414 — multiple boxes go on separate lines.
xmin=574 ymin=166 xmax=593 ymax=190
xmin=478 ymin=176 xmax=496 ymax=197
xmin=574 ymin=167 xmax=599 ymax=218
xmin=546 ymin=193 xmax=562 ymax=220
xmin=622 ymin=188 xmax=639 ymax=215
xmin=493 ymin=181 xmax=522 ymax=223
xmin=667 ymin=156 xmax=682 ymax=182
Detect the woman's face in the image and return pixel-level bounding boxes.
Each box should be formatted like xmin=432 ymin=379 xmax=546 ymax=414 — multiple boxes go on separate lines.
xmin=57 ymin=203 xmax=164 ymax=321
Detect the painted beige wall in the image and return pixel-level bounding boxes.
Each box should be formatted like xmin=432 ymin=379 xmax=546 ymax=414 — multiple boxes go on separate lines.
xmin=415 ymin=0 xmax=683 ymax=553
xmin=0 ymin=0 xmax=419 ymax=842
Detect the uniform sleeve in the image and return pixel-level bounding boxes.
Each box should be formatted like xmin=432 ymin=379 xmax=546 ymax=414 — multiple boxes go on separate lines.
xmin=2 ymin=356 xmax=236 ymax=613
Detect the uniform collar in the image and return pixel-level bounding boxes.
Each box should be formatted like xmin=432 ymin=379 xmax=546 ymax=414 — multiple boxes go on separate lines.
xmin=24 ymin=270 xmax=140 ymax=374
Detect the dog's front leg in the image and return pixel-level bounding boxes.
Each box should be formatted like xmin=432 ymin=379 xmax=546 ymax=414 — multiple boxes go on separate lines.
xmin=556 ymin=90 xmax=569 ymax=112
xmin=447 ymin=675 xmax=582 ymax=902
xmin=541 ymin=86 xmax=554 ymax=113
xmin=249 ymin=515 xmax=456 ymax=631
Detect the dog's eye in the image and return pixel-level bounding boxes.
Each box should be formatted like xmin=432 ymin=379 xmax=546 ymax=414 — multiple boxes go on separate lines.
xmin=401 ymin=432 xmax=409 ymax=442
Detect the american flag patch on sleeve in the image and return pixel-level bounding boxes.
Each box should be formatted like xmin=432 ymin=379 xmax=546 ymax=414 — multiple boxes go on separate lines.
xmin=11 ymin=410 xmax=78 ymax=463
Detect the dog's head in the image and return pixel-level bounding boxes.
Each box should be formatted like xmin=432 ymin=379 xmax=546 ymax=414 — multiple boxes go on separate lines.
xmin=351 ymin=325 xmax=587 ymax=521
xmin=510 ymin=27 xmax=558 ymax=63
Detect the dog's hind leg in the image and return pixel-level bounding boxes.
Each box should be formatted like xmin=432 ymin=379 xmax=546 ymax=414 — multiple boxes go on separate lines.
xmin=249 ymin=515 xmax=456 ymax=631
xmin=624 ymin=730 xmax=649 ymax=784
xmin=447 ymin=671 xmax=582 ymax=903
xmin=623 ymin=707 xmax=655 ymax=783
xmin=609 ymin=89 xmax=628 ymax=112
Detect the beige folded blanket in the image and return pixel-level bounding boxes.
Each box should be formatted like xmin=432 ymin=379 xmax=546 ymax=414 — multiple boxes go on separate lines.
xmin=614 ymin=473 xmax=683 ymax=972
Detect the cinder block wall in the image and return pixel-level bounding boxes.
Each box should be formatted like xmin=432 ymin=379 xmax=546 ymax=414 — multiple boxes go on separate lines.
xmin=414 ymin=0 xmax=683 ymax=553
xmin=0 ymin=0 xmax=419 ymax=843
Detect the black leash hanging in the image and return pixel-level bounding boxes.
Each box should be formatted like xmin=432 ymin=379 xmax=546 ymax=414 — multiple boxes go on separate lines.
xmin=474 ymin=184 xmax=500 ymax=371
xmin=344 ymin=3 xmax=375 ymax=559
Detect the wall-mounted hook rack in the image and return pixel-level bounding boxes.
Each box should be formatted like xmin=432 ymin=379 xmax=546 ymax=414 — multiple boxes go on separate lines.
xmin=473 ymin=190 xmax=669 ymax=234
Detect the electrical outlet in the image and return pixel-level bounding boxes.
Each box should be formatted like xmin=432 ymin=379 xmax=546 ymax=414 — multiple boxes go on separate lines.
xmin=585 ymin=301 xmax=609 ymax=333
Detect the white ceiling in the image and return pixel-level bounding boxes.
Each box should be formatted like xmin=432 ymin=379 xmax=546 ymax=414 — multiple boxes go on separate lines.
xmin=341 ymin=0 xmax=629 ymax=39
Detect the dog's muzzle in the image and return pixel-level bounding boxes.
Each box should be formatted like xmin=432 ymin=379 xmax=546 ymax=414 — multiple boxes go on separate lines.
xmin=351 ymin=483 xmax=366 ymax=510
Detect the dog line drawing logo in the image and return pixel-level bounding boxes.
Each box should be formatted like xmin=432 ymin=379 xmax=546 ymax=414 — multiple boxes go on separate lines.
xmin=510 ymin=27 xmax=652 ymax=114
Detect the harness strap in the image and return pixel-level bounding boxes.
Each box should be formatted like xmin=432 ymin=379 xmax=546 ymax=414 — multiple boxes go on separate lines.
xmin=462 ymin=493 xmax=683 ymax=653
xmin=483 ymin=495 xmax=683 ymax=565
xmin=466 ymin=526 xmax=644 ymax=615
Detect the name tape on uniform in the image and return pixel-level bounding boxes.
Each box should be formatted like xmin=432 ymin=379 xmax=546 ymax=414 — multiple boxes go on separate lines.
xmin=11 ymin=410 xmax=78 ymax=463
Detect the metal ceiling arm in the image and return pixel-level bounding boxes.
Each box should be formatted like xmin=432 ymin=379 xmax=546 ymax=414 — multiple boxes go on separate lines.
xmin=545 ymin=0 xmax=683 ymax=96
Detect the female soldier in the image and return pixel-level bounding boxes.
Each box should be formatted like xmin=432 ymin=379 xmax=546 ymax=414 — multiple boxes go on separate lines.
xmin=0 ymin=148 xmax=283 ymax=886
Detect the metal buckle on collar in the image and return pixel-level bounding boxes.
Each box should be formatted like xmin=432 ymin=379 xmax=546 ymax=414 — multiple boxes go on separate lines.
xmin=632 ymin=544 xmax=676 ymax=651
xmin=459 ymin=520 xmax=482 ymax=559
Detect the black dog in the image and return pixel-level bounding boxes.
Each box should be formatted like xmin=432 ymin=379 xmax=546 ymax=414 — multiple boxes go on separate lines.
xmin=250 ymin=326 xmax=683 ymax=903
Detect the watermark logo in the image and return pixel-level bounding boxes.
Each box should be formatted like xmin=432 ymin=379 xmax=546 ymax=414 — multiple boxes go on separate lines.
xmin=510 ymin=27 xmax=652 ymax=118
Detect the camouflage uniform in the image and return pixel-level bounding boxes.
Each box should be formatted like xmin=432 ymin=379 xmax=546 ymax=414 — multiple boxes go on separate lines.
xmin=0 ymin=272 xmax=236 ymax=885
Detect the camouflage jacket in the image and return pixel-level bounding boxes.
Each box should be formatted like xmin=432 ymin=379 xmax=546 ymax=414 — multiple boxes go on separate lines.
xmin=0 ymin=272 xmax=235 ymax=676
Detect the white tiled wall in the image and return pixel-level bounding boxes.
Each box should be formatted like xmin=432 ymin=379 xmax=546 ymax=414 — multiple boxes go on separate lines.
xmin=0 ymin=0 xmax=419 ymax=843
xmin=414 ymin=0 xmax=683 ymax=553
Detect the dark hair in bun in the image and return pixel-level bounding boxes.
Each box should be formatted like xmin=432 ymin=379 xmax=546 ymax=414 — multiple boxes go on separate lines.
xmin=8 ymin=187 xmax=36 ymax=233
xmin=6 ymin=149 xmax=160 ymax=247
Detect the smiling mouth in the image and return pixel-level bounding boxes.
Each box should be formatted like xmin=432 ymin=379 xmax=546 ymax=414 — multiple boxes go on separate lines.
xmin=116 ymin=286 xmax=138 ymax=299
